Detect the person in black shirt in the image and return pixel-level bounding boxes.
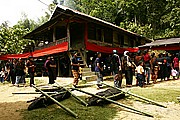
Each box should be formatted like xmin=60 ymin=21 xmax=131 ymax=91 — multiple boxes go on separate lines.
xmin=51 ymin=56 xmax=57 ymax=81
xmin=111 ymin=50 xmax=122 ymax=88
xmin=15 ymin=58 xmax=26 ymax=86
xmin=123 ymin=51 xmax=134 ymax=87
xmin=71 ymin=52 xmax=80 ymax=87
xmin=11 ymin=59 xmax=17 ymax=85
xmin=26 ymin=56 xmax=36 ymax=87
xmin=45 ymin=56 xmax=56 ymax=84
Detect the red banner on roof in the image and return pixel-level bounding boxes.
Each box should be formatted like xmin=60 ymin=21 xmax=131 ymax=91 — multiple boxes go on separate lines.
xmin=86 ymin=41 xmax=138 ymax=54
xmin=0 ymin=42 xmax=68 ymax=60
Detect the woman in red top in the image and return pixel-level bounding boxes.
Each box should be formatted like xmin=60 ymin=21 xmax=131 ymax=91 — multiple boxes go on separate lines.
xmin=173 ymin=53 xmax=179 ymax=79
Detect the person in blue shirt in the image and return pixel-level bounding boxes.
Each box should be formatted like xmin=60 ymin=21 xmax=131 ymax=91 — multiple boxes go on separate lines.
xmin=95 ymin=52 xmax=103 ymax=89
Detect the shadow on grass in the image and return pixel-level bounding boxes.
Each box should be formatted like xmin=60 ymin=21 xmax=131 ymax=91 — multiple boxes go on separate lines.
xmin=21 ymin=96 xmax=118 ymax=120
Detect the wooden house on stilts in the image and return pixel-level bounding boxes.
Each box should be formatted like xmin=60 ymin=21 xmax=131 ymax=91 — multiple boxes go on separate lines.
xmin=23 ymin=5 xmax=151 ymax=77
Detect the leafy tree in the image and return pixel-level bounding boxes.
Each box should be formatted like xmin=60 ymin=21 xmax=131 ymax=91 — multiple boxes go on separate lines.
xmin=72 ymin=0 xmax=180 ymax=39
xmin=0 ymin=21 xmax=34 ymax=54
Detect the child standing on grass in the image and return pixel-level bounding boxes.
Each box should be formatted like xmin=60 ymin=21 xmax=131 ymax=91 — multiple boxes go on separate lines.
xmin=0 ymin=68 xmax=6 ymax=83
xmin=171 ymin=68 xmax=178 ymax=80
xmin=136 ymin=61 xmax=144 ymax=87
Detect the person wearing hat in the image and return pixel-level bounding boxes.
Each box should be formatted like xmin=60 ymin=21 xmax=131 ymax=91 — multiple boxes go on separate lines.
xmin=111 ymin=50 xmax=122 ymax=88
xmin=94 ymin=52 xmax=103 ymax=89
xmin=71 ymin=52 xmax=80 ymax=87
xmin=26 ymin=56 xmax=36 ymax=86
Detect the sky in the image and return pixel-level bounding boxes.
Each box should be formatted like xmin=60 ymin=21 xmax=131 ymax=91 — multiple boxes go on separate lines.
xmin=0 ymin=0 xmax=53 ymax=26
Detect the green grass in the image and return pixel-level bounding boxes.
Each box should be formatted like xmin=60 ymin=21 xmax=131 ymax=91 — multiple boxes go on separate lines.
xmin=131 ymin=87 xmax=180 ymax=103
xmin=21 ymin=96 xmax=117 ymax=120
xmin=20 ymin=80 xmax=180 ymax=119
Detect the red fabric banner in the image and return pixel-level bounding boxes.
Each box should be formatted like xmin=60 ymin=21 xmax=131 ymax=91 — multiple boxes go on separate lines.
xmin=0 ymin=52 xmax=32 ymax=60
xmin=86 ymin=41 xmax=138 ymax=54
xmin=0 ymin=42 xmax=68 ymax=60
xmin=32 ymin=42 xmax=68 ymax=57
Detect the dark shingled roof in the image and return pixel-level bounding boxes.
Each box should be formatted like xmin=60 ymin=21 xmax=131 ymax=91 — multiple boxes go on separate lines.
xmin=139 ymin=38 xmax=180 ymax=47
xmin=24 ymin=5 xmax=151 ymax=41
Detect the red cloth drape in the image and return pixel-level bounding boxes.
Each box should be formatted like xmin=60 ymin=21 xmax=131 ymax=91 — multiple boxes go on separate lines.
xmin=0 ymin=52 xmax=32 ymax=60
xmin=86 ymin=41 xmax=138 ymax=54
xmin=0 ymin=42 xmax=68 ymax=60
xmin=32 ymin=42 xmax=68 ymax=57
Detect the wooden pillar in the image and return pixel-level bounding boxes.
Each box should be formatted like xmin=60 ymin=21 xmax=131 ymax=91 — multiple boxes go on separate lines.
xmin=67 ymin=22 xmax=71 ymax=50
xmin=57 ymin=55 xmax=60 ymax=76
xmin=53 ymin=27 xmax=56 ymax=42
xmin=83 ymin=23 xmax=88 ymax=67
xmin=66 ymin=22 xmax=72 ymax=76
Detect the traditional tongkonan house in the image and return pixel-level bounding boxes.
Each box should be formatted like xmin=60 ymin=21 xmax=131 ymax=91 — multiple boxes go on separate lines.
xmin=1 ymin=5 xmax=152 ymax=76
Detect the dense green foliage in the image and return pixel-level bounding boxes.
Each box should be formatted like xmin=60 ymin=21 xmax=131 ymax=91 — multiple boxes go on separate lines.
xmin=0 ymin=13 xmax=50 ymax=54
xmin=0 ymin=21 xmax=34 ymax=54
xmin=1 ymin=0 xmax=179 ymax=54
xmin=70 ymin=0 xmax=180 ymax=39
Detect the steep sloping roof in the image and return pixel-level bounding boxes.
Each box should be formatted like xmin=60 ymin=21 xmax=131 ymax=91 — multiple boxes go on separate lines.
xmin=24 ymin=5 xmax=151 ymax=41
xmin=139 ymin=38 xmax=180 ymax=47
xmin=51 ymin=5 xmax=142 ymax=37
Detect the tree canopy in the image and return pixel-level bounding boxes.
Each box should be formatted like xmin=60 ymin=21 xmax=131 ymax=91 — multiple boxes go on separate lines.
xmin=0 ymin=0 xmax=179 ymax=55
xmin=71 ymin=0 xmax=180 ymax=39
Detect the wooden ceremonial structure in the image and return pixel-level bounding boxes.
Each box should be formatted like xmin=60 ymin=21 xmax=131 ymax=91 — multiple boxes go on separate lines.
xmin=0 ymin=5 xmax=152 ymax=76
xmin=19 ymin=5 xmax=151 ymax=76
xmin=13 ymin=82 xmax=167 ymax=118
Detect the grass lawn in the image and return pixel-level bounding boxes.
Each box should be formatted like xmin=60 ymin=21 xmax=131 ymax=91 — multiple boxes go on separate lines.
xmin=21 ymin=97 xmax=118 ymax=120
xmin=20 ymin=80 xmax=180 ymax=120
xmin=131 ymin=87 xmax=180 ymax=103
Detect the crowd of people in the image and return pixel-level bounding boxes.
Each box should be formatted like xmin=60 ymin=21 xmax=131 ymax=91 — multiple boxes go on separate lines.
xmin=71 ymin=50 xmax=180 ymax=89
xmin=0 ymin=56 xmax=57 ymax=87
xmin=0 ymin=50 xmax=179 ymax=89
xmin=0 ymin=56 xmax=36 ymax=87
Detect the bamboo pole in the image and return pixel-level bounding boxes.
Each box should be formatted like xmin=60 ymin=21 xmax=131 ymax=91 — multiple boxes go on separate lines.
xmin=102 ymin=83 xmax=167 ymax=108
xmin=12 ymin=91 xmax=66 ymax=95
xmin=72 ymin=88 xmax=154 ymax=118
xmin=27 ymin=92 xmax=66 ymax=103
xmin=55 ymin=82 xmax=88 ymax=107
xmin=32 ymin=85 xmax=78 ymax=118
xmin=97 ymin=92 xmax=125 ymax=103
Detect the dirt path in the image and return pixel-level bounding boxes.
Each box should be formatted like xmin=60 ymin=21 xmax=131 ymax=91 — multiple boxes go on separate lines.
xmin=0 ymin=77 xmax=180 ymax=120
xmin=0 ymin=77 xmax=74 ymax=120
xmin=113 ymin=80 xmax=180 ymax=120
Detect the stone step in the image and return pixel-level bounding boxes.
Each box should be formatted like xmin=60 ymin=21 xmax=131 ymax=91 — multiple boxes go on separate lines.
xmin=82 ymin=67 xmax=92 ymax=72
xmin=82 ymin=75 xmax=97 ymax=82
xmin=78 ymin=60 xmax=84 ymax=64
xmin=80 ymin=64 xmax=86 ymax=67
xmin=82 ymin=72 xmax=95 ymax=76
